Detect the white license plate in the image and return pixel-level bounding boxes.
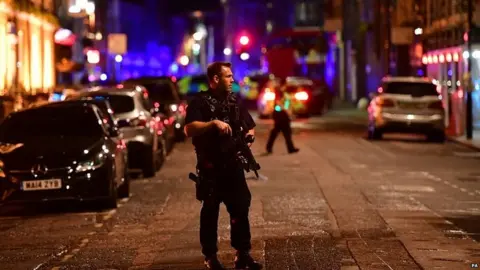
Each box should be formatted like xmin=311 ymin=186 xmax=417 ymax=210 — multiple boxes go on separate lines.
xmin=22 ymin=179 xmax=62 ymax=191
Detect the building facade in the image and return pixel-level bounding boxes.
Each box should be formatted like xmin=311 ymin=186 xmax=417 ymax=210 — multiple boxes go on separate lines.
xmin=0 ymin=0 xmax=58 ymax=95
xmin=421 ymin=0 xmax=479 ymax=136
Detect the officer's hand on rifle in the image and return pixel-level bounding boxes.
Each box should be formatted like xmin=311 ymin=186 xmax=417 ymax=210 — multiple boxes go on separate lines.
xmin=246 ymin=129 xmax=255 ymax=147
xmin=212 ymin=119 xmax=232 ymax=136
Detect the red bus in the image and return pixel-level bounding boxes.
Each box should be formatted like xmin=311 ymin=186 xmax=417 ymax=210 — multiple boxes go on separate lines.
xmin=263 ymin=28 xmax=330 ymax=80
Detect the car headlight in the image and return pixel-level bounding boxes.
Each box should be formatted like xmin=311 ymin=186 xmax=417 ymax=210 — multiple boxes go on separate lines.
xmin=75 ymin=153 xmax=106 ymax=172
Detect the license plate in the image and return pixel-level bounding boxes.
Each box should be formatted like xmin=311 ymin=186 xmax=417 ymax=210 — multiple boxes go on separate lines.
xmin=22 ymin=179 xmax=62 ymax=191
xmin=399 ymin=103 xmax=425 ymax=109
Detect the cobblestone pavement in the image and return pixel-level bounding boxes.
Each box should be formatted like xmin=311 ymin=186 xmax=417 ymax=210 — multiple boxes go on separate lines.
xmin=1 ymin=111 xmax=480 ymax=269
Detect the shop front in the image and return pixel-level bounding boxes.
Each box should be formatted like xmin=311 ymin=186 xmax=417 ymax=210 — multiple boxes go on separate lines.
xmin=422 ymin=45 xmax=480 ymax=137
xmin=0 ymin=0 xmax=57 ymax=96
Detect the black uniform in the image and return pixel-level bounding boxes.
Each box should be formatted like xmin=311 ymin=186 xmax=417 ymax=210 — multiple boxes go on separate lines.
xmin=185 ymin=89 xmax=256 ymax=258
xmin=266 ymin=89 xmax=298 ymax=153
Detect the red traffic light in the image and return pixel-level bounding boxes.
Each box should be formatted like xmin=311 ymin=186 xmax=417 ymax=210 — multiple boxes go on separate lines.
xmin=239 ymin=35 xmax=249 ymax=46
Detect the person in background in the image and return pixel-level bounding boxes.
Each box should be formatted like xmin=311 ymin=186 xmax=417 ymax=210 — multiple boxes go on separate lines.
xmin=265 ymin=86 xmax=299 ymax=154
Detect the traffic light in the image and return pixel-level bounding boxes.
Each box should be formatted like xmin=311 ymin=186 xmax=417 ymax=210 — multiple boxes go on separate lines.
xmin=237 ymin=33 xmax=251 ymax=60
xmin=239 ymin=35 xmax=249 ymax=46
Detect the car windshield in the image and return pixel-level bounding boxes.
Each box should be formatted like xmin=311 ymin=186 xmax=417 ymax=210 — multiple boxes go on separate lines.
xmin=141 ymin=81 xmax=177 ymax=103
xmin=86 ymin=94 xmax=134 ymax=114
xmin=0 ymin=106 xmax=104 ymax=143
xmin=384 ymin=82 xmax=438 ymax=96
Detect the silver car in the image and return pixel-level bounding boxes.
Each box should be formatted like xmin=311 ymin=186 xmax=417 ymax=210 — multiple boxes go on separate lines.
xmin=367 ymin=77 xmax=445 ymax=142
xmin=79 ymin=86 xmax=163 ymax=177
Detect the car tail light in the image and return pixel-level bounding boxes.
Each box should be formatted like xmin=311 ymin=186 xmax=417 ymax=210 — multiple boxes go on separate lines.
xmin=263 ymin=92 xmax=275 ymax=101
xmin=429 ymin=100 xmax=444 ymax=110
xmin=178 ymin=104 xmax=186 ymax=113
xmin=294 ymin=91 xmax=309 ymax=101
xmin=131 ymin=115 xmax=148 ymax=127
xmin=117 ymin=139 xmax=127 ymax=149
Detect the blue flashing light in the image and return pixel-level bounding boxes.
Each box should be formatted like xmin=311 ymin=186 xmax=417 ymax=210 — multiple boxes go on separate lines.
xmin=170 ymin=63 xmax=179 ymax=73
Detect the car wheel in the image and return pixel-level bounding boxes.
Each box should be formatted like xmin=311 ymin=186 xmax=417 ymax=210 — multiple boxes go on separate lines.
xmin=156 ymin=138 xmax=167 ymax=170
xmin=117 ymin=171 xmax=130 ymax=199
xmin=143 ymin=145 xmax=156 ymax=178
xmin=295 ymin=113 xmax=311 ymax=118
xmin=258 ymin=113 xmax=270 ymax=119
xmin=175 ymin=127 xmax=187 ymax=142
xmin=367 ymin=126 xmax=382 ymax=140
xmin=99 ymin=181 xmax=117 ymax=209
xmin=427 ymin=131 xmax=445 ymax=143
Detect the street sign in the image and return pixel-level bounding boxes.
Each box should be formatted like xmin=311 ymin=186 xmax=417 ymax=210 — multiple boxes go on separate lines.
xmin=108 ymin=33 xmax=127 ymax=55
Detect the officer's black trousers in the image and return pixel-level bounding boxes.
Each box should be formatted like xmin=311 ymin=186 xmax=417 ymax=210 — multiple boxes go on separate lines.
xmin=200 ymin=166 xmax=252 ymax=257
xmin=266 ymin=123 xmax=295 ymax=152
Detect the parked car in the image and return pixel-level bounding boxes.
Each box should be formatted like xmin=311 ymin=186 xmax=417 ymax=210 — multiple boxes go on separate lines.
xmin=367 ymin=76 xmax=445 ymax=142
xmin=123 ymin=76 xmax=187 ymax=141
xmin=0 ymin=101 xmax=128 ymax=208
xmin=78 ymin=86 xmax=163 ymax=177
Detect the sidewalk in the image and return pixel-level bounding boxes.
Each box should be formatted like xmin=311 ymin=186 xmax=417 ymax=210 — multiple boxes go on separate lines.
xmin=448 ymin=130 xmax=480 ymax=150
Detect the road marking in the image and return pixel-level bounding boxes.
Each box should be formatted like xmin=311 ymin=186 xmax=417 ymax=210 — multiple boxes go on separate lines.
xmin=94 ymin=223 xmax=103 ymax=228
xmin=379 ymin=185 xmax=435 ymax=193
xmin=452 ymin=184 xmax=459 ymax=189
xmin=350 ymin=163 xmax=367 ymax=169
xmin=71 ymin=248 xmax=80 ymax=254
xmin=460 ymin=188 xmax=468 ymax=193
xmin=61 ymin=254 xmax=73 ymax=262
xmin=51 ymin=267 xmax=60 ymax=270
xmin=469 ymin=192 xmax=476 ymax=196
xmin=453 ymin=151 xmax=480 ymax=158
xmin=445 ymin=229 xmax=467 ymax=235
xmin=88 ymin=231 xmax=96 ymax=236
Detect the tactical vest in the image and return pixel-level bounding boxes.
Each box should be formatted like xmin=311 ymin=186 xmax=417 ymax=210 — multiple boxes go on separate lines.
xmin=196 ymin=91 xmax=243 ymax=167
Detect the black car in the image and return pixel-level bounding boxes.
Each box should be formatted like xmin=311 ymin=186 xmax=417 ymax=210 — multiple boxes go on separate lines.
xmin=65 ymin=97 xmax=120 ymax=137
xmin=123 ymin=76 xmax=187 ymax=141
xmin=0 ymin=102 xmax=128 ymax=208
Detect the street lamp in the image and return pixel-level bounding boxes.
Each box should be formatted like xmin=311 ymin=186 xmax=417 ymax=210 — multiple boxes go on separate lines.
xmin=223 ymin=48 xmax=232 ymax=56
xmin=193 ymin=24 xmax=207 ymax=71
xmin=179 ymin=55 xmax=189 ymax=66
xmin=67 ymin=0 xmax=95 ymax=17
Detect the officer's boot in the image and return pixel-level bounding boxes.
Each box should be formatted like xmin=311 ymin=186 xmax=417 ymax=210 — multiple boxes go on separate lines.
xmin=204 ymin=255 xmax=226 ymax=270
xmin=234 ymin=251 xmax=263 ymax=269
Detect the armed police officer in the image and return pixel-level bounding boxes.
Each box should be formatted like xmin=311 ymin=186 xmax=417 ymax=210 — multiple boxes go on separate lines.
xmin=184 ymin=62 xmax=263 ymax=270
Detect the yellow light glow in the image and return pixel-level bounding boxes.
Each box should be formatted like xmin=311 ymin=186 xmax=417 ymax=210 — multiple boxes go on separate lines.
xmin=6 ymin=33 xmax=16 ymax=89
xmin=43 ymin=36 xmax=54 ymax=90
xmin=31 ymin=32 xmax=42 ymax=91
xmin=0 ymin=16 xmax=6 ymax=91
xmin=0 ymin=6 xmax=57 ymax=94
